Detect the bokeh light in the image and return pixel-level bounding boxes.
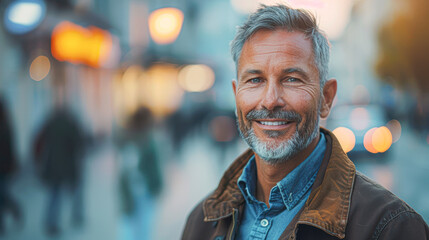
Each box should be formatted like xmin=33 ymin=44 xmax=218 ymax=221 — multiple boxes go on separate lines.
xmin=386 ymin=119 xmax=401 ymax=143
xmin=114 ymin=64 xmax=185 ymax=120
xmin=209 ymin=116 xmax=236 ymax=142
xmin=139 ymin=64 xmax=184 ymax=117
xmin=372 ymin=126 xmax=393 ymax=153
xmin=178 ymin=64 xmax=215 ymax=92
xmin=4 ymin=0 xmax=46 ymax=34
xmin=333 ymin=127 xmax=356 ymax=153
xmin=349 ymin=107 xmax=370 ymax=130
xmin=121 ymin=65 xmax=143 ymax=114
xmin=364 ymin=127 xmax=378 ymax=153
xmin=51 ymin=21 xmax=113 ymax=67
xmin=148 ymin=8 xmax=184 ymax=45
xmin=8 ymin=1 xmax=42 ymax=25
xmin=29 ymin=55 xmax=50 ymax=81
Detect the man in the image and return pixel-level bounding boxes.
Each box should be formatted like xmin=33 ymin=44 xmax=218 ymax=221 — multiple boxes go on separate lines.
xmin=182 ymin=4 xmax=429 ymax=240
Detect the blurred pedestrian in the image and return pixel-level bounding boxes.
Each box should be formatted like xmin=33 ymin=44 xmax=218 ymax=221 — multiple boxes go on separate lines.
xmin=0 ymin=96 xmax=22 ymax=234
xmin=33 ymin=104 xmax=86 ymax=236
xmin=117 ymin=107 xmax=163 ymax=240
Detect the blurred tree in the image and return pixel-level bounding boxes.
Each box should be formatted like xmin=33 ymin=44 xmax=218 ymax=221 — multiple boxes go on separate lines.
xmin=375 ymin=0 xmax=429 ymax=94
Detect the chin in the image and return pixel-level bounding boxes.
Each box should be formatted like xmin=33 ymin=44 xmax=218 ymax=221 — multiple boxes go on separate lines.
xmin=246 ymin=130 xmax=300 ymax=164
xmin=254 ymin=142 xmax=298 ymax=165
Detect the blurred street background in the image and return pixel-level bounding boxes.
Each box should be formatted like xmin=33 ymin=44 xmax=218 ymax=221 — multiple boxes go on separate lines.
xmin=0 ymin=0 xmax=428 ymax=239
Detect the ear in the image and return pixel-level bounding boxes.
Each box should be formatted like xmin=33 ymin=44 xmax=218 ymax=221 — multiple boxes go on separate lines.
xmin=320 ymin=78 xmax=337 ymax=119
xmin=232 ymin=79 xmax=237 ymax=96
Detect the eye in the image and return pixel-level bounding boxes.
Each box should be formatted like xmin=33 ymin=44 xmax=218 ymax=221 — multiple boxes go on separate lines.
xmin=285 ymin=77 xmax=300 ymax=83
xmin=248 ymin=78 xmax=262 ymax=84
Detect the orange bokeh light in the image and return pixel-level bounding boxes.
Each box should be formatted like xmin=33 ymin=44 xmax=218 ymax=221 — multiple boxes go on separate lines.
xmin=333 ymin=127 xmax=356 ymax=153
xmin=372 ymin=126 xmax=393 ymax=153
xmin=364 ymin=127 xmax=378 ymax=153
xmin=148 ymin=8 xmax=184 ymax=44
xmin=51 ymin=21 xmax=113 ymax=68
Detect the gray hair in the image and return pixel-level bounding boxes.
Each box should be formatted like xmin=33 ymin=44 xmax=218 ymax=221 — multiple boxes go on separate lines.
xmin=230 ymin=4 xmax=330 ymax=86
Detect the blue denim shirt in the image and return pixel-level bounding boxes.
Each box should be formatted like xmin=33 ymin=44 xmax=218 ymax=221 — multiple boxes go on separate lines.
xmin=236 ymin=133 xmax=326 ymax=240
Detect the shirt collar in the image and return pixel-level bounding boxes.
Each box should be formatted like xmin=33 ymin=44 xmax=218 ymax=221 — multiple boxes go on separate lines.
xmin=237 ymin=133 xmax=326 ymax=210
xmin=237 ymin=155 xmax=258 ymax=204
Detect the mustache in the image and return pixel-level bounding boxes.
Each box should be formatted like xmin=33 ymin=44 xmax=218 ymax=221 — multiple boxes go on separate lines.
xmin=246 ymin=109 xmax=302 ymax=122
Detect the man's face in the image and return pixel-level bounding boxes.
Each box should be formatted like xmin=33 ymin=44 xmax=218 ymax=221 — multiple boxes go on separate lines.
xmin=233 ymin=29 xmax=329 ymax=164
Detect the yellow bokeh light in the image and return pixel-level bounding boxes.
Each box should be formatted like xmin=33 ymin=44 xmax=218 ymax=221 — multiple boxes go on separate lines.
xmin=364 ymin=128 xmax=378 ymax=153
xmin=148 ymin=8 xmax=184 ymax=44
xmin=121 ymin=65 xmax=143 ymax=114
xmin=29 ymin=55 xmax=50 ymax=81
xmin=114 ymin=64 xmax=184 ymax=119
xmin=140 ymin=64 xmax=184 ymax=117
xmin=372 ymin=126 xmax=393 ymax=153
xmin=333 ymin=127 xmax=356 ymax=153
xmin=178 ymin=64 xmax=215 ymax=92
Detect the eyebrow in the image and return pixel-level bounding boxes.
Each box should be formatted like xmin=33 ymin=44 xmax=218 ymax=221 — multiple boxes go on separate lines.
xmin=238 ymin=69 xmax=262 ymax=82
xmin=283 ymin=67 xmax=309 ymax=79
xmin=245 ymin=69 xmax=262 ymax=75
xmin=239 ymin=67 xmax=310 ymax=82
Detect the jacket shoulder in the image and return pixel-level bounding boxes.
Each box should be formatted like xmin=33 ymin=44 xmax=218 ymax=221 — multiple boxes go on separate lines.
xmin=346 ymin=171 xmax=429 ymax=239
xmin=352 ymin=171 xmax=411 ymax=210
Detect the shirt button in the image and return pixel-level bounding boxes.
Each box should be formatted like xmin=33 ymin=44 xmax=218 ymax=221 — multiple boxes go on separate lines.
xmin=260 ymin=219 xmax=269 ymax=227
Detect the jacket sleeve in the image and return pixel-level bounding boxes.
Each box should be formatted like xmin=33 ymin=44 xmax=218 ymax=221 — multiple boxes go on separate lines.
xmin=181 ymin=203 xmax=202 ymax=240
xmin=375 ymin=210 xmax=429 ymax=240
xmin=181 ymin=201 xmax=214 ymax=240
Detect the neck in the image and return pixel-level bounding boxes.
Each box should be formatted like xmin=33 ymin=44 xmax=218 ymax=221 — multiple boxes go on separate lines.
xmin=254 ymin=134 xmax=320 ymax=207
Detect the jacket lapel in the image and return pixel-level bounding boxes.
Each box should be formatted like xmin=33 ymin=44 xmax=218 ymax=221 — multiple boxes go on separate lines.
xmin=294 ymin=128 xmax=356 ymax=239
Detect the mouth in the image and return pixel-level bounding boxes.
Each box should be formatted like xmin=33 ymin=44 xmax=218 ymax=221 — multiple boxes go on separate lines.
xmin=254 ymin=119 xmax=294 ymax=131
xmin=257 ymin=120 xmax=289 ymax=126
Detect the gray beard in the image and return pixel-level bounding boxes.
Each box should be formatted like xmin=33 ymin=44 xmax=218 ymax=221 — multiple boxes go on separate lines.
xmin=237 ymin=109 xmax=320 ymax=165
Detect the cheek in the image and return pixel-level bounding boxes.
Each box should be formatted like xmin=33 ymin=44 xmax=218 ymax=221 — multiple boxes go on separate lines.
xmin=236 ymin=109 xmax=250 ymax=134
xmin=236 ymin=89 xmax=261 ymax=112
xmin=287 ymin=89 xmax=320 ymax=117
xmin=288 ymin=92 xmax=313 ymax=110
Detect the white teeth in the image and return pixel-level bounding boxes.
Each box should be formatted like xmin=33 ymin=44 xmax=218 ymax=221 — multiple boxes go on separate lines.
xmin=259 ymin=121 xmax=287 ymax=126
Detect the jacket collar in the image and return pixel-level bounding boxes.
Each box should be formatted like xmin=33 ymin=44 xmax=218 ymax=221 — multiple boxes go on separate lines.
xmin=202 ymin=128 xmax=356 ymax=239
xmin=203 ymin=149 xmax=251 ymax=221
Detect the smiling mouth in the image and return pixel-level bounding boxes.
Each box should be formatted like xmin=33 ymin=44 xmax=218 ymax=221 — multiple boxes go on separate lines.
xmin=257 ymin=121 xmax=288 ymax=126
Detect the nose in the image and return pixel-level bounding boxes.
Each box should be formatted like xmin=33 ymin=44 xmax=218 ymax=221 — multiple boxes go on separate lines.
xmin=260 ymin=81 xmax=286 ymax=111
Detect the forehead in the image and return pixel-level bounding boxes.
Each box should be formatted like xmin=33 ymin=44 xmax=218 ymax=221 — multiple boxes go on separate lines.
xmin=238 ymin=29 xmax=315 ymax=70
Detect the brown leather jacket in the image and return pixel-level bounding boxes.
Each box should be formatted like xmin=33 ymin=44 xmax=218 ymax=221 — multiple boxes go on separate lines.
xmin=182 ymin=128 xmax=429 ymax=240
